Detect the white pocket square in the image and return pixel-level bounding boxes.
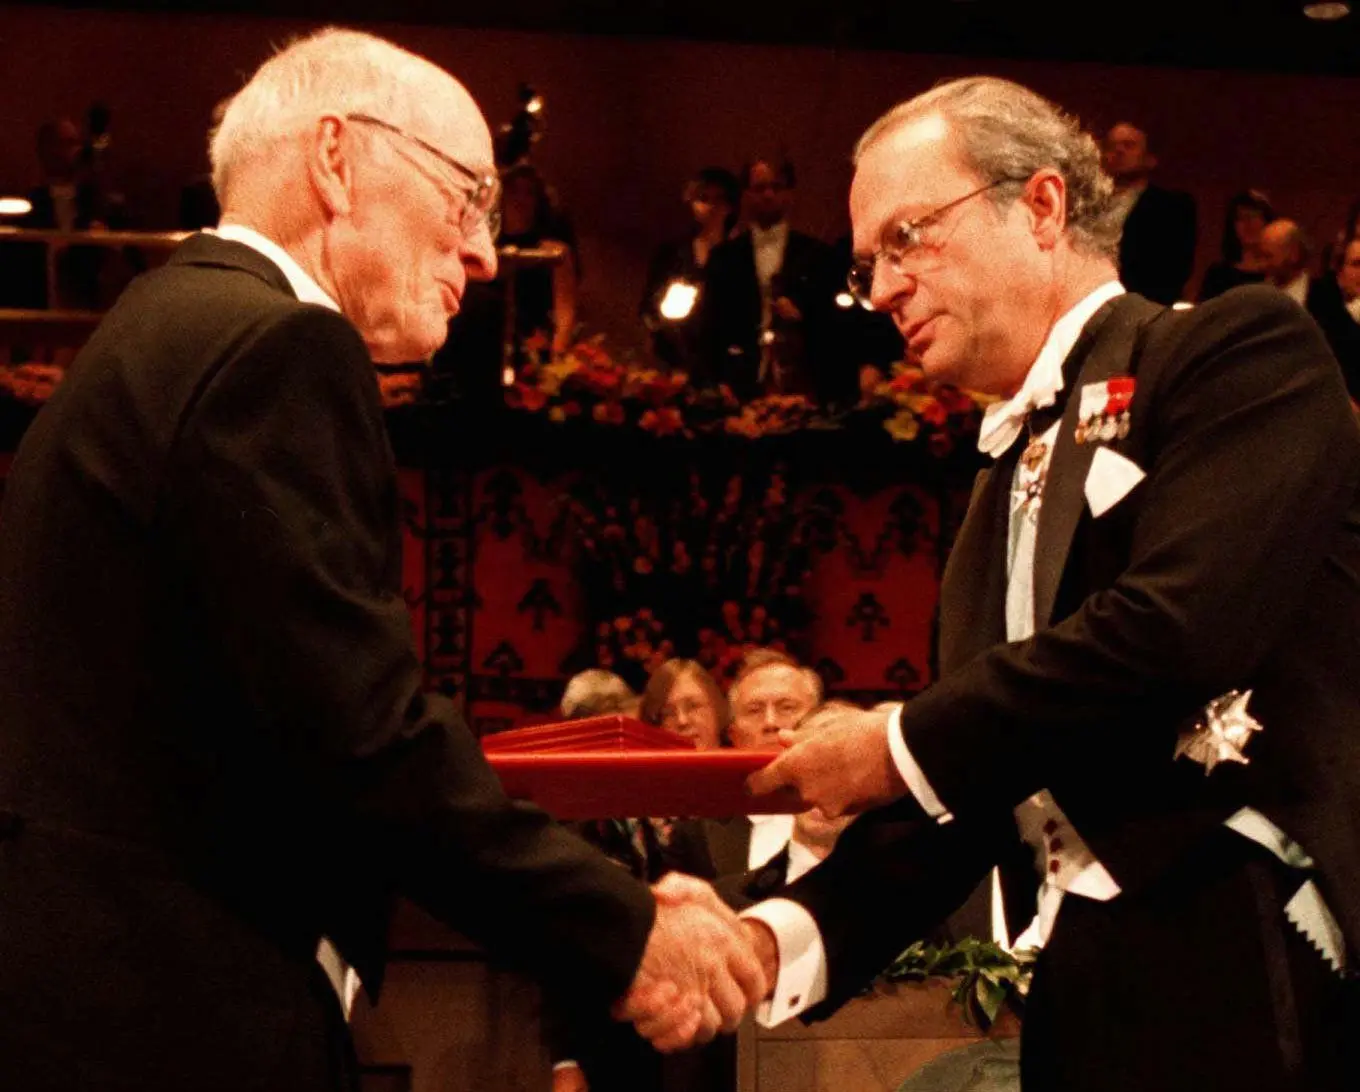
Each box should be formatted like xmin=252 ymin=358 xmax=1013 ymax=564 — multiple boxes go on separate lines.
xmin=1084 ymin=447 xmax=1146 ymax=517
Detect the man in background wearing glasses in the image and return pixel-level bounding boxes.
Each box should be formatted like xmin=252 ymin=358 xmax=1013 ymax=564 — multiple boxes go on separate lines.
xmin=741 ymin=76 xmax=1359 ymax=1091
xmin=0 ymin=28 xmax=764 ymax=1090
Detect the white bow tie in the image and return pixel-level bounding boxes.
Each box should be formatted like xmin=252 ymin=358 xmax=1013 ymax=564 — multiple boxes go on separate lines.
xmin=978 ymin=393 xmax=1058 ymax=459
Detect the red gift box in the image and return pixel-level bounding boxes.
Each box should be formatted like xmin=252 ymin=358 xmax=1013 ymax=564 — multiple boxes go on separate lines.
xmin=482 ymin=715 xmax=797 ymax=818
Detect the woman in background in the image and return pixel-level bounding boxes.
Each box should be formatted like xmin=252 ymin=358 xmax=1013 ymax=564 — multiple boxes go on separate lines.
xmin=1199 ymin=188 xmax=1276 ymax=300
xmin=640 ymin=167 xmax=740 ymax=374
xmin=640 ymin=658 xmax=728 ymax=751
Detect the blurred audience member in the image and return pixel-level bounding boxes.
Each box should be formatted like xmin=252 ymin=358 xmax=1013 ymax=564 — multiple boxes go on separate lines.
xmin=561 ymin=668 xmax=640 ymax=719
xmin=1259 ymin=218 xmax=1312 ymax=305
xmin=1200 ymin=189 xmax=1275 ymax=301
xmin=641 ymin=167 xmax=739 ymax=374
xmin=1307 ymin=231 xmax=1360 ymax=400
xmin=16 ymin=117 xmax=136 ymax=310
xmin=699 ymin=158 xmax=836 ymax=398
xmin=640 ymin=658 xmax=726 ymax=750
xmin=726 ymin=646 xmax=821 ymax=750
xmin=1102 ymin=121 xmax=1197 ymax=304
xmin=500 ymin=163 xmax=578 ymax=356
xmin=703 ymin=649 xmax=824 ymax=881
xmin=713 ymin=697 xmax=861 ymax=910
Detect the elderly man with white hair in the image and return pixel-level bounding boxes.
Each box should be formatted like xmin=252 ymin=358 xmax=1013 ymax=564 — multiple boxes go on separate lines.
xmin=0 ymin=28 xmax=761 ymax=1090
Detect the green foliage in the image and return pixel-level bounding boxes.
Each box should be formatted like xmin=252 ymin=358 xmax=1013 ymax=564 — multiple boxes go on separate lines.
xmin=875 ymin=938 xmax=1035 ymax=1031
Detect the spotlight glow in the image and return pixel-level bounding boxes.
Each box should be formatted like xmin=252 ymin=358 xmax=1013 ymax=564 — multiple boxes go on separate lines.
xmin=1303 ymin=1 xmax=1350 ymax=19
xmin=835 ymin=291 xmax=855 ymax=309
xmin=658 ymin=280 xmax=699 ymax=320
xmin=0 ymin=196 xmax=33 ymax=217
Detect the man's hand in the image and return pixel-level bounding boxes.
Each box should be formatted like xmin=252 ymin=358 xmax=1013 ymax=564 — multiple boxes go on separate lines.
xmin=614 ymin=873 xmax=767 ymax=1052
xmin=746 ymin=704 xmax=906 ymax=818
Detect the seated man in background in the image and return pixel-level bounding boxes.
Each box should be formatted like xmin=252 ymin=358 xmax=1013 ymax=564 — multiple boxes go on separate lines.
xmin=1259 ymin=217 xmax=1312 ymax=305
xmin=707 ymin=649 xmax=826 ymax=878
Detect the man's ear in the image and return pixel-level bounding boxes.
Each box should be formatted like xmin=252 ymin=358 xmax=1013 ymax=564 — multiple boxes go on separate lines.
xmin=1024 ymin=168 xmax=1067 ymax=251
xmin=307 ymin=116 xmax=354 ymax=218
xmin=1144 ymin=151 xmax=1160 ymax=173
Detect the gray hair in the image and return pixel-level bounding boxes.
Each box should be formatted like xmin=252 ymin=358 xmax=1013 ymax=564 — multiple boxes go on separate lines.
xmin=727 ymin=648 xmax=822 ymax=708
xmin=209 ymin=27 xmax=459 ymax=207
xmin=560 ymin=669 xmax=638 ymax=719
xmin=853 ymin=76 xmax=1120 ymax=261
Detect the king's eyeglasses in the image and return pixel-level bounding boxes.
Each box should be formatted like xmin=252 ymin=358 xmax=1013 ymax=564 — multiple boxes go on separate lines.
xmin=846 ymin=178 xmax=1012 ymax=306
xmin=346 ymin=112 xmax=502 ymax=239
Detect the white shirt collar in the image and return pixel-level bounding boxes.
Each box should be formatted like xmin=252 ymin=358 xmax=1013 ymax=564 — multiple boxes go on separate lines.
xmin=1281 ymin=271 xmax=1309 ymax=306
xmin=977 ymin=280 xmax=1126 ymax=458
xmin=785 ymin=838 xmax=823 ymax=883
xmin=208 ymin=223 xmax=340 ymax=312
xmin=750 ymin=220 xmax=789 ymax=245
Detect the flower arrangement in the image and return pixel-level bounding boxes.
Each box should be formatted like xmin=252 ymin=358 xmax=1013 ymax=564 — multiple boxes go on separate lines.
xmin=857 ymin=363 xmax=994 ymax=455
xmin=0 ymin=361 xmax=66 ymax=406
xmin=505 ymin=335 xmax=991 ymax=448
xmin=563 ymin=462 xmax=814 ymax=689
xmin=505 ymin=334 xmax=702 ymax=436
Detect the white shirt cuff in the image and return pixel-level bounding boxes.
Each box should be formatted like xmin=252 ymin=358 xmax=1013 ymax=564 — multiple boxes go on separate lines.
xmin=741 ymin=897 xmax=827 ymax=1026
xmin=885 ymin=704 xmax=953 ymax=823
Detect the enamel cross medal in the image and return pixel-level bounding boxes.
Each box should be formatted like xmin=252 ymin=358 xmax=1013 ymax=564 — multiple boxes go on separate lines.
xmin=1014 ymin=427 xmax=1049 ymax=519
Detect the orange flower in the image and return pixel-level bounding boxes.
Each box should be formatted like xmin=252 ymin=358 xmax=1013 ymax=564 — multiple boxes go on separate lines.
xmin=639 ymin=407 xmax=684 ymax=436
xmin=521 ymin=331 xmax=551 ymax=355
xmin=918 ymin=397 xmax=948 ymax=427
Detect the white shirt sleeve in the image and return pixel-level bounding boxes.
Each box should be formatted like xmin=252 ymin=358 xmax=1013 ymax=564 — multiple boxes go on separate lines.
xmin=740 ymin=897 xmax=828 ymax=1026
xmin=884 ymin=703 xmax=953 ymax=823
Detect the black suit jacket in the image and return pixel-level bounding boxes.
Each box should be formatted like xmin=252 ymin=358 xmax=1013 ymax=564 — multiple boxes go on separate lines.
xmin=778 ymin=287 xmax=1360 ymax=1015
xmin=0 ymin=234 xmax=654 ymax=1090
xmin=697 ymin=228 xmax=835 ymax=397
xmin=1118 ymin=184 xmax=1197 ymax=305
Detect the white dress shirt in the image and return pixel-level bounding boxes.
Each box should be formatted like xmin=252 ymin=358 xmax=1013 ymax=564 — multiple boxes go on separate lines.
xmin=750 ymin=221 xmax=790 ymax=292
xmin=1280 ymin=271 xmax=1309 ymax=307
xmin=749 ymin=813 xmax=795 ymax=870
xmin=207 ymin=222 xmax=362 ymax=1016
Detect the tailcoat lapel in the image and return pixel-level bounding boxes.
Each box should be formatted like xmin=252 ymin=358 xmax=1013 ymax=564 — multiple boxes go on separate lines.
xmin=937 ymin=443 xmax=1018 ymax=676
xmin=1032 ymin=296 xmax=1165 ymax=629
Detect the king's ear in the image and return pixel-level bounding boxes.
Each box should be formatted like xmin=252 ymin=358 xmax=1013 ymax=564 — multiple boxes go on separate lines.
xmin=1023 ymin=169 xmax=1067 ymax=252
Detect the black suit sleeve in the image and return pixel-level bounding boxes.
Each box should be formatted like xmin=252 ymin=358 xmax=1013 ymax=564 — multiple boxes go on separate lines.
xmin=775 ymin=800 xmax=1009 ymax=1018
xmin=163 ymin=306 xmax=653 ymax=1002
xmin=900 ymin=288 xmax=1360 ymax=817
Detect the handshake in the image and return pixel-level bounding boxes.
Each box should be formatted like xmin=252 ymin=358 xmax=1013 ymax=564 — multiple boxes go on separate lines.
xmin=614 ymin=873 xmax=778 ymax=1051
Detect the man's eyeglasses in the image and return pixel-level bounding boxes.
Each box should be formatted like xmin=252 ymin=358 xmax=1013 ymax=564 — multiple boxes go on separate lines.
xmin=345 ymin=112 xmax=502 ymax=239
xmin=846 ymin=178 xmax=1012 ymax=306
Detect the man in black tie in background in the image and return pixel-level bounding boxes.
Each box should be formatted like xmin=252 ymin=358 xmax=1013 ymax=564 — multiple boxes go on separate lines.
xmin=734 ymin=77 xmax=1359 ymax=1092
xmin=1102 ymin=121 xmax=1197 ymax=305
xmin=698 ymin=158 xmax=836 ymax=399
xmin=0 ymin=28 xmax=762 ymax=1091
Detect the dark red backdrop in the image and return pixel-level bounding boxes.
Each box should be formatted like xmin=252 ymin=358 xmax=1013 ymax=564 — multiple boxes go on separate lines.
xmin=1 ymin=453 xmax=948 ymax=735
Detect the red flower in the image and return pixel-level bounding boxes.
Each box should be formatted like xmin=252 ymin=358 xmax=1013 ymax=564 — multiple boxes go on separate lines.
xmin=918 ymin=397 xmax=948 ymax=427
xmin=639 ymin=407 xmax=685 ymax=436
